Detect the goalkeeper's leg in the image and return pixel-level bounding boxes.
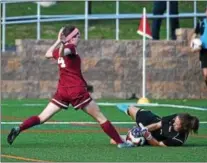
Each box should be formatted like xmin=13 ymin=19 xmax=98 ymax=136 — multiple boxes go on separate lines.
xmin=116 ymin=104 xmax=141 ymax=121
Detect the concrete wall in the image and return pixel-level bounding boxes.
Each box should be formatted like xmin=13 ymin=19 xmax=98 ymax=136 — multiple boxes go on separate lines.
xmin=1 ymin=28 xmax=207 ymax=99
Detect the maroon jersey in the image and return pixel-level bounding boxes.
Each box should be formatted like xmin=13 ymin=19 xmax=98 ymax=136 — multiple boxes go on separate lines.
xmin=53 ymin=44 xmax=87 ymax=88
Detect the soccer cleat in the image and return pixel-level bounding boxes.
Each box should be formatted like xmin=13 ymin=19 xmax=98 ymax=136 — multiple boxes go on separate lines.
xmin=117 ymin=142 xmax=134 ymax=148
xmin=7 ymin=126 xmax=20 ymax=145
xmin=116 ymin=104 xmax=129 ymax=114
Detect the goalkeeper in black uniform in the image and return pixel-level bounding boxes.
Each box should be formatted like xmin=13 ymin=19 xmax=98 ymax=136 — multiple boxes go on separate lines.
xmin=110 ymin=104 xmax=199 ymax=147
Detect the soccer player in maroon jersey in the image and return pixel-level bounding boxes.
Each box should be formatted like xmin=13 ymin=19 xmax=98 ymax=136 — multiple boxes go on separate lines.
xmin=7 ymin=26 xmax=132 ymax=148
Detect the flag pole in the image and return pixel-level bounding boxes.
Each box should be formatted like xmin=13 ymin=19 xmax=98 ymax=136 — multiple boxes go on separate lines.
xmin=143 ymin=7 xmax=146 ymax=98
xmin=137 ymin=7 xmax=150 ymax=104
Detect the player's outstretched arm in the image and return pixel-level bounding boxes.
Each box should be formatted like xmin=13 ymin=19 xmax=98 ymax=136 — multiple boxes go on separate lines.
xmin=45 ymin=40 xmax=61 ymax=58
xmin=58 ymin=43 xmax=65 ymax=57
xmin=145 ymin=121 xmax=161 ymax=132
xmin=45 ymin=27 xmax=65 ymax=58
xmin=139 ymin=123 xmax=167 ymax=147
xmin=146 ymin=137 xmax=167 ymax=147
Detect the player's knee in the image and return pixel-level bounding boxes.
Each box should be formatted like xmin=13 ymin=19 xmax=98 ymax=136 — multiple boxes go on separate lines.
xmin=95 ymin=112 xmax=108 ymax=124
xmin=84 ymin=101 xmax=107 ymax=123
xmin=128 ymin=106 xmax=141 ymax=119
xmin=128 ymin=106 xmax=141 ymax=114
xmin=91 ymin=109 xmax=107 ymax=124
xmin=37 ymin=102 xmax=61 ymax=123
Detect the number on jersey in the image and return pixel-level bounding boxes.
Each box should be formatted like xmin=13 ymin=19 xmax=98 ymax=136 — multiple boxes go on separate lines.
xmin=58 ymin=57 xmax=66 ymax=68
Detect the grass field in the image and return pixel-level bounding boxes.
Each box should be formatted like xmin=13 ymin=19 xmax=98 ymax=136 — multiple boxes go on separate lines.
xmin=1 ymin=99 xmax=207 ymax=162
xmin=4 ymin=1 xmax=207 ymax=47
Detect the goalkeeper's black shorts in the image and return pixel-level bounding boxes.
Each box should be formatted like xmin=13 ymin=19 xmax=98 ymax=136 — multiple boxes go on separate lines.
xmin=200 ymin=48 xmax=207 ymax=68
xmin=135 ymin=109 xmax=161 ymax=126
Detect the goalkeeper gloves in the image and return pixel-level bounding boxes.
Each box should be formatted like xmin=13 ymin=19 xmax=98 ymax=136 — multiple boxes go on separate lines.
xmin=139 ymin=123 xmax=153 ymax=140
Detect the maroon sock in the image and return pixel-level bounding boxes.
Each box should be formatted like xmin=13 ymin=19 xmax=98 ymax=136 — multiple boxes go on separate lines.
xmin=100 ymin=120 xmax=123 ymax=144
xmin=19 ymin=116 xmax=40 ymax=132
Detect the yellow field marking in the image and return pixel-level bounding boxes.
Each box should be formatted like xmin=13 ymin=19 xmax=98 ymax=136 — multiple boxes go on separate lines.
xmin=1 ymin=154 xmax=51 ymax=162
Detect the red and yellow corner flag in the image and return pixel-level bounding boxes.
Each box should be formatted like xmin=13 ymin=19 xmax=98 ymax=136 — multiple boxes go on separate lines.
xmin=137 ymin=14 xmax=152 ymax=39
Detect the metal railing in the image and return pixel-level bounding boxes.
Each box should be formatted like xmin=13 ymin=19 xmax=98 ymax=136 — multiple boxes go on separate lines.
xmin=1 ymin=0 xmax=206 ymax=52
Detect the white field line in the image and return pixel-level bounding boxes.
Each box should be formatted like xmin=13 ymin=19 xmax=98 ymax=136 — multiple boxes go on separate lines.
xmin=1 ymin=102 xmax=207 ymax=111
xmin=1 ymin=121 xmax=207 ymax=125
xmin=98 ymin=102 xmax=207 ymax=111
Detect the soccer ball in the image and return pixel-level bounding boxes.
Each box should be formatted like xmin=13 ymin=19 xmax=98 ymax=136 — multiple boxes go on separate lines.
xmin=126 ymin=127 xmax=145 ymax=146
xmin=190 ymin=38 xmax=202 ymax=52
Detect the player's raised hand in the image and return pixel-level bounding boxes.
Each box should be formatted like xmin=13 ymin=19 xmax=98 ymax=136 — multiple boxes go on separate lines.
xmin=58 ymin=27 xmax=66 ymax=43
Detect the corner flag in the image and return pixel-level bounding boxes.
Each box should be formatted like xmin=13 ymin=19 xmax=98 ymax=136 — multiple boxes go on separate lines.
xmin=137 ymin=8 xmax=151 ymax=104
xmin=137 ymin=12 xmax=152 ymax=39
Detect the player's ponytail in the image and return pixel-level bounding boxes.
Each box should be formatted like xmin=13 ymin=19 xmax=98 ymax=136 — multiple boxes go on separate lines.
xmin=178 ymin=113 xmax=199 ymax=134
xmin=190 ymin=116 xmax=199 ymax=134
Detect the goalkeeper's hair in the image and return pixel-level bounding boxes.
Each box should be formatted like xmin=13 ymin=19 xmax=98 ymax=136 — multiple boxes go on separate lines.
xmin=178 ymin=113 xmax=199 ymax=134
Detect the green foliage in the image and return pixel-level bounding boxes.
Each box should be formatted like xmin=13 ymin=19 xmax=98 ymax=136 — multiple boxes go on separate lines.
xmin=4 ymin=1 xmax=207 ymax=47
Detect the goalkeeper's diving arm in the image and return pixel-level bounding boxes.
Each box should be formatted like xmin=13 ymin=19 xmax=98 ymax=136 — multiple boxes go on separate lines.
xmin=140 ymin=122 xmax=167 ymax=147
